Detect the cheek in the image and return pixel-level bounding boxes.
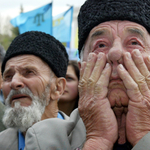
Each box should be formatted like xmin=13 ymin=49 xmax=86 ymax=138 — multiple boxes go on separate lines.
xmin=2 ymin=83 xmax=11 ymax=99
xmin=67 ymin=82 xmax=78 ymax=98
xmin=82 ymin=45 xmax=91 ymax=61
xmin=29 ymin=77 xmax=48 ymax=96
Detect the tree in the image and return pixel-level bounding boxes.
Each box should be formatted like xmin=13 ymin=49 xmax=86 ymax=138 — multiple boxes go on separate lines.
xmin=0 ymin=4 xmax=24 ymax=50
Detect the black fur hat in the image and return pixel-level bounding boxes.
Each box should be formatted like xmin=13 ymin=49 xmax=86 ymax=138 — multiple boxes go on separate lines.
xmin=78 ymin=0 xmax=150 ymax=57
xmin=2 ymin=31 xmax=69 ymax=77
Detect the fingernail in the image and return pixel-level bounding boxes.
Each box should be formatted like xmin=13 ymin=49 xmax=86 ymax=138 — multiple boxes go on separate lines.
xmin=119 ymin=64 xmax=124 ymax=70
xmin=147 ymin=56 xmax=150 ymax=63
xmin=126 ymin=52 xmax=131 ymax=59
xmin=88 ymin=53 xmax=93 ymax=61
xmin=106 ymin=63 xmax=110 ymax=68
xmin=98 ymin=53 xmax=103 ymax=60
xmin=134 ymin=49 xmax=140 ymax=57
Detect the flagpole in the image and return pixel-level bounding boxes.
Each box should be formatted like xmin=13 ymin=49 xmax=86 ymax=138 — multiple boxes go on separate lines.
xmin=51 ymin=0 xmax=53 ymax=35
xmin=66 ymin=4 xmax=73 ymax=59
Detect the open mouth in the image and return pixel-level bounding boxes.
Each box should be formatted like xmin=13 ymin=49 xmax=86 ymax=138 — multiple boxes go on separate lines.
xmin=11 ymin=94 xmax=29 ymax=102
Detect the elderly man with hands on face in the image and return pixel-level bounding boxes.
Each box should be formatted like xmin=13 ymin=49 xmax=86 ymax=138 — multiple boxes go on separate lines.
xmin=0 ymin=31 xmax=69 ymax=150
xmin=24 ymin=0 xmax=150 ymax=150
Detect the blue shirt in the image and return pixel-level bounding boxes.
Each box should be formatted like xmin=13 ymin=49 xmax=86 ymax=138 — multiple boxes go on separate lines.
xmin=18 ymin=131 xmax=25 ymax=150
xmin=0 ymin=90 xmax=4 ymax=104
xmin=18 ymin=112 xmax=64 ymax=150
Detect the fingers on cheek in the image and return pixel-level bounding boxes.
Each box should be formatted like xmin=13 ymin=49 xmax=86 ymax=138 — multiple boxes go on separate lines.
xmin=132 ymin=50 xmax=149 ymax=78
xmin=90 ymin=53 xmax=106 ymax=81
xmin=82 ymin=53 xmax=97 ymax=81
xmin=79 ymin=53 xmax=106 ymax=96
xmin=123 ymin=51 xmax=150 ymax=95
xmin=86 ymin=78 xmax=95 ymax=95
xmin=86 ymin=53 xmax=107 ymax=95
xmin=117 ymin=64 xmax=141 ymax=101
xmin=143 ymin=57 xmax=150 ymax=89
xmin=79 ymin=54 xmax=97 ymax=96
xmin=117 ymin=64 xmax=135 ymax=88
xmin=145 ymin=56 xmax=150 ymax=71
xmin=80 ymin=62 xmax=86 ymax=79
xmin=78 ymin=78 xmax=87 ymax=96
xmin=95 ymin=63 xmax=111 ymax=98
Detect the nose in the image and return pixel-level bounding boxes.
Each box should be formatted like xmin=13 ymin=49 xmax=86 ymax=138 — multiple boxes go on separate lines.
xmin=107 ymin=39 xmax=124 ymax=78
xmin=107 ymin=38 xmax=123 ymax=65
xmin=10 ymin=73 xmax=25 ymax=90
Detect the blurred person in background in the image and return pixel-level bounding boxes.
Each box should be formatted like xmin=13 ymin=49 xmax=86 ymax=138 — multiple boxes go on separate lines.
xmin=58 ymin=60 xmax=79 ymax=116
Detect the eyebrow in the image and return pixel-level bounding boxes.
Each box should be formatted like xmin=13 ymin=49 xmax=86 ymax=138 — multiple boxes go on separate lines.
xmin=3 ymin=68 xmax=13 ymax=77
xmin=126 ymin=28 xmax=145 ymax=39
xmin=3 ymin=66 xmax=37 ymax=75
xmin=91 ymin=29 xmax=108 ymax=39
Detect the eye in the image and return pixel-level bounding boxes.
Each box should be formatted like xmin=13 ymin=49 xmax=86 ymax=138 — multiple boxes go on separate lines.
xmin=92 ymin=40 xmax=110 ymax=54
xmin=93 ymin=42 xmax=107 ymax=51
xmin=128 ymin=39 xmax=141 ymax=46
xmin=24 ymin=69 xmax=35 ymax=77
xmin=3 ymin=74 xmax=13 ymax=81
xmin=131 ymin=41 xmax=140 ymax=45
xmin=66 ymin=77 xmax=74 ymax=82
xmin=98 ymin=43 xmax=106 ymax=48
xmin=26 ymin=70 xmax=34 ymax=74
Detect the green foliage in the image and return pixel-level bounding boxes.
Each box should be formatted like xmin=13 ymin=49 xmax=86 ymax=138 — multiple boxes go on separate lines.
xmin=0 ymin=4 xmax=23 ymax=51
xmin=0 ymin=26 xmax=20 ymax=51
xmin=11 ymin=27 xmax=20 ymax=37
xmin=0 ymin=33 xmax=14 ymax=51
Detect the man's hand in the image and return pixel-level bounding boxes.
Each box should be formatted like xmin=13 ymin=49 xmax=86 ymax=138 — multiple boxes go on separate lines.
xmin=117 ymin=49 xmax=150 ymax=146
xmin=78 ymin=52 xmax=118 ymax=150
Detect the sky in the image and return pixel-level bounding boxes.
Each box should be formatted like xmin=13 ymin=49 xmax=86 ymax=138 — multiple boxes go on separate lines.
xmin=0 ymin=0 xmax=86 ymax=50
xmin=0 ymin=0 xmax=86 ymax=19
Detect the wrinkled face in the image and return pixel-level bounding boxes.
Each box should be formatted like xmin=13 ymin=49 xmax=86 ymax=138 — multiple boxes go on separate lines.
xmin=2 ymin=55 xmax=53 ymax=107
xmin=60 ymin=65 xmax=79 ymax=102
xmin=82 ymin=20 xmax=150 ymax=108
xmin=2 ymin=54 xmax=55 ymax=131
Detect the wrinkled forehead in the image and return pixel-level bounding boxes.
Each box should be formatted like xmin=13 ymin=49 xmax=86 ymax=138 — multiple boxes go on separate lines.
xmin=89 ymin=20 xmax=149 ymax=38
xmin=4 ymin=54 xmax=50 ymax=72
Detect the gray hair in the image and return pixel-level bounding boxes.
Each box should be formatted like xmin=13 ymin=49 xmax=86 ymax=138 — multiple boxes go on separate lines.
xmin=0 ymin=45 xmax=5 ymax=63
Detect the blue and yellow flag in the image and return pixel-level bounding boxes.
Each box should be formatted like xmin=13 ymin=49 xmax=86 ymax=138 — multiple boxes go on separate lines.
xmin=52 ymin=6 xmax=73 ymax=47
xmin=10 ymin=3 xmax=52 ymax=34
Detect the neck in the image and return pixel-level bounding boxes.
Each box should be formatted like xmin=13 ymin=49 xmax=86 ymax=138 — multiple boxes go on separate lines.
xmin=41 ymin=100 xmax=58 ymax=120
xmin=58 ymin=100 xmax=76 ymax=116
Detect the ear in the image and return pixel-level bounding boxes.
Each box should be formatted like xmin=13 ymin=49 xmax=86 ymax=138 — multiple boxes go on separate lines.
xmin=50 ymin=77 xmax=66 ymax=101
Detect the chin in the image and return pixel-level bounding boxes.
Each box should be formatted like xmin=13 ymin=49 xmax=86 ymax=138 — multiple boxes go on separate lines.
xmin=108 ymin=88 xmax=129 ymax=108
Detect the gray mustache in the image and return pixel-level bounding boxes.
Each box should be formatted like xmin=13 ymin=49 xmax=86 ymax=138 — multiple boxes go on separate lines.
xmin=5 ymin=87 xmax=33 ymax=106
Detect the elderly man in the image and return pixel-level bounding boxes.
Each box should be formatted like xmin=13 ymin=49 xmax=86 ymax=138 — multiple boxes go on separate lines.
xmin=25 ymin=0 xmax=150 ymax=150
xmin=0 ymin=31 xmax=68 ymax=150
